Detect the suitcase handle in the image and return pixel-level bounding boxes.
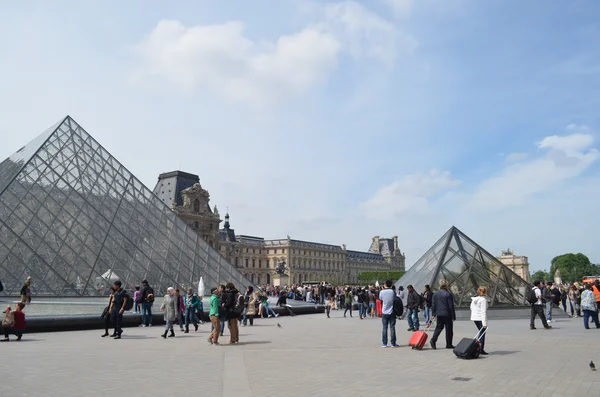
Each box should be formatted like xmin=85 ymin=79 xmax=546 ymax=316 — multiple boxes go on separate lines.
xmin=424 ymin=316 xmax=436 ymax=332
xmin=474 ymin=326 xmax=488 ymax=341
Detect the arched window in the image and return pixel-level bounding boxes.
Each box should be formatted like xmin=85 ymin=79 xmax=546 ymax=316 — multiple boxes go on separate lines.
xmin=298 ymin=274 xmax=303 ymax=283
xmin=251 ymin=274 xmax=255 ymax=283
xmin=193 ymin=199 xmax=200 ymax=213
xmin=266 ymin=274 xmax=271 ymax=284
xmin=194 ymin=221 xmax=199 ymax=229
xmin=257 ymin=274 xmax=262 ymax=285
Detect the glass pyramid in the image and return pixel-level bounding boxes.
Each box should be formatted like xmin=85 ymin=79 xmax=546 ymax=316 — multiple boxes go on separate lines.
xmin=395 ymin=226 xmax=531 ymax=306
xmin=0 ymin=116 xmax=253 ymax=296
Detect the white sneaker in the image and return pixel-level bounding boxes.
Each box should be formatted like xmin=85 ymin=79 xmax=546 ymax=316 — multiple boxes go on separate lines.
xmin=275 ymin=314 xmax=279 ymax=318
xmin=268 ymin=315 xmax=273 ymax=318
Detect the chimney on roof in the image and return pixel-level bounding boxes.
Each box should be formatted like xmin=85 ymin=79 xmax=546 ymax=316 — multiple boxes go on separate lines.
xmin=393 ymin=236 xmax=399 ymax=252
xmin=373 ymin=236 xmax=380 ymax=253
xmin=342 ymin=244 xmax=346 ymax=251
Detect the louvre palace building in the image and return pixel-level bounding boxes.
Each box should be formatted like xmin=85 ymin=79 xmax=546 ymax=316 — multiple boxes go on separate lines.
xmin=153 ymin=171 xmax=406 ymax=286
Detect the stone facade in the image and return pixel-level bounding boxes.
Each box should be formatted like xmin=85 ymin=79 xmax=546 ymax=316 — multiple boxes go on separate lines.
xmin=498 ymin=249 xmax=530 ymax=282
xmin=155 ymin=170 xmax=406 ymax=285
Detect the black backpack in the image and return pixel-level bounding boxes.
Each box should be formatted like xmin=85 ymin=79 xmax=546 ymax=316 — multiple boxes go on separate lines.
xmin=393 ymin=296 xmax=404 ymax=317
xmin=123 ymin=291 xmax=134 ymax=311
xmin=234 ymin=293 xmax=245 ymax=315
xmin=526 ymin=288 xmax=538 ymax=305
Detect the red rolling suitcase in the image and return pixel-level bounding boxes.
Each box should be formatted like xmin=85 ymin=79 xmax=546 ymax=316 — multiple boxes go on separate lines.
xmin=409 ymin=317 xmax=435 ymax=350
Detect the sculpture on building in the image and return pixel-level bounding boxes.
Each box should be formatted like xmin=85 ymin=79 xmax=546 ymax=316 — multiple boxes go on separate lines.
xmin=275 ymin=260 xmax=288 ymax=276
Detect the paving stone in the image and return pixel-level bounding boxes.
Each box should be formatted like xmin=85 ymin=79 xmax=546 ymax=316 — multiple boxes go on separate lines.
xmin=1 ymin=311 xmax=599 ymax=396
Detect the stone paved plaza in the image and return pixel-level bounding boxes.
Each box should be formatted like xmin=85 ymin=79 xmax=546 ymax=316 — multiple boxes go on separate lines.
xmin=2 ymin=310 xmax=600 ymax=397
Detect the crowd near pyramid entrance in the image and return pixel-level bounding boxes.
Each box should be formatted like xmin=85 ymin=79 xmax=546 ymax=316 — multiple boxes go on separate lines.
xmin=0 ymin=116 xmax=253 ymax=296
xmin=395 ymin=226 xmax=532 ymax=307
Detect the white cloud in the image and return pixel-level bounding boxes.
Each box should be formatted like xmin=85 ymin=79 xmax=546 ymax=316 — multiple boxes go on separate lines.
xmin=134 ymin=20 xmax=340 ymax=106
xmin=470 ymin=132 xmax=598 ymax=210
xmin=505 ymin=152 xmax=528 ymax=163
xmin=538 ymin=133 xmax=594 ymax=152
xmin=363 ymin=170 xmax=460 ymax=219
xmin=383 ymin=0 xmax=413 ymax=17
xmin=321 ymin=1 xmax=417 ymax=64
xmin=133 ymin=2 xmax=413 ymax=106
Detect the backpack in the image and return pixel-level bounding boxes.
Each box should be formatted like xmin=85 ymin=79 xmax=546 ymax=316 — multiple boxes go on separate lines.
xmin=145 ymin=287 xmax=155 ymax=303
xmin=234 ymin=293 xmax=245 ymax=315
xmin=123 ymin=291 xmax=134 ymax=311
xmin=526 ymin=288 xmax=538 ymax=305
xmin=393 ymin=296 xmax=404 ymax=317
xmin=2 ymin=310 xmax=14 ymax=327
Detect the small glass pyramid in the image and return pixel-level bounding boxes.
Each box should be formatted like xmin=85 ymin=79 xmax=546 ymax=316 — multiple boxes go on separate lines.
xmin=0 ymin=116 xmax=253 ymax=296
xmin=395 ymin=226 xmax=531 ymax=306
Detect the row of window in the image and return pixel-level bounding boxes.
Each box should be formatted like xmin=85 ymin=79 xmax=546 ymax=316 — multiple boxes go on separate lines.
xmin=236 ymin=247 xmax=343 ymax=258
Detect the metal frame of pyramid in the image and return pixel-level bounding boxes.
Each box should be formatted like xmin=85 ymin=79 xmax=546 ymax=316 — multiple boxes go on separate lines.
xmin=0 ymin=116 xmax=254 ymax=296
xmin=395 ymin=226 xmax=532 ymax=306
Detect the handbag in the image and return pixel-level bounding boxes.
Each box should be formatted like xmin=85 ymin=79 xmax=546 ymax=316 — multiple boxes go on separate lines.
xmin=2 ymin=310 xmax=15 ymax=327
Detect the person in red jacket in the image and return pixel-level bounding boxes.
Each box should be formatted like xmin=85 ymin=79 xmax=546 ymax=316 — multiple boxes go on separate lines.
xmin=2 ymin=302 xmax=26 ymax=341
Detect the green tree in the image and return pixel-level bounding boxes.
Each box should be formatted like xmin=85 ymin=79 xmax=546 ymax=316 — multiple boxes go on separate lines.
xmin=550 ymin=253 xmax=595 ymax=283
xmin=530 ymin=270 xmax=550 ymax=283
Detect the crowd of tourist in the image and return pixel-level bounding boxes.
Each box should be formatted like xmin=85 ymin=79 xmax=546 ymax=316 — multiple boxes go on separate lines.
xmin=5 ymin=275 xmax=600 ymax=346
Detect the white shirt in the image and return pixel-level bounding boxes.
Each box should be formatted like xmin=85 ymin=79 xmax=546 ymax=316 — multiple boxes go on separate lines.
xmin=380 ymin=289 xmax=395 ymax=315
xmin=533 ymin=286 xmax=543 ymax=305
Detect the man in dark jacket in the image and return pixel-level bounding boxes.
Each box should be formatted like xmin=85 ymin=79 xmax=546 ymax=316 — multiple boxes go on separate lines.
xmin=430 ymin=279 xmax=456 ymax=350
xmin=139 ymin=280 xmax=154 ymax=327
xmin=406 ymin=285 xmax=420 ymax=331
xmin=224 ymin=282 xmax=240 ymax=344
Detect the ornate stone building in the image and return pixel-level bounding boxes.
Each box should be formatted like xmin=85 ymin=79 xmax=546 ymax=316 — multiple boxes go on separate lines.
xmin=156 ymin=170 xmax=406 ymax=285
xmin=153 ymin=171 xmax=221 ymax=248
xmin=497 ymin=249 xmax=530 ymax=282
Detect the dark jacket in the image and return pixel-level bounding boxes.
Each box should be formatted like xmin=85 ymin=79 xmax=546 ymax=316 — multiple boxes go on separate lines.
xmin=140 ymin=285 xmax=154 ymax=303
xmin=432 ymin=289 xmax=456 ymax=321
xmin=422 ymin=291 xmax=433 ymax=307
xmin=407 ymin=290 xmax=420 ymax=310
xmin=551 ymin=287 xmax=561 ymax=305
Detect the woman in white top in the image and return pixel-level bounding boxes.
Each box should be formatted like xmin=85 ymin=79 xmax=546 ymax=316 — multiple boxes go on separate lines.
xmin=470 ymin=286 xmax=488 ymax=355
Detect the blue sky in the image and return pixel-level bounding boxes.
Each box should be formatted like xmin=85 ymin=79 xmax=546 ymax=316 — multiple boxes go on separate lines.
xmin=0 ymin=0 xmax=599 ymax=272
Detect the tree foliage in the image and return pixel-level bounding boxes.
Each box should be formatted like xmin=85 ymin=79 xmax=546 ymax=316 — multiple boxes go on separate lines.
xmin=357 ymin=271 xmax=405 ymax=283
xmin=530 ymin=270 xmax=550 ymax=283
xmin=550 ymin=253 xmax=596 ymax=283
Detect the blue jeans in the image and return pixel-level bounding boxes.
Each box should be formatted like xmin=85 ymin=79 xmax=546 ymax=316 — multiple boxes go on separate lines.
xmin=185 ymin=308 xmax=197 ymax=328
xmin=583 ymin=309 xmax=600 ymax=329
xmin=142 ymin=302 xmax=153 ymax=326
xmin=423 ymin=307 xmax=431 ymax=325
xmin=358 ymin=303 xmax=366 ymax=319
xmin=546 ymin=301 xmax=553 ymax=321
xmin=382 ymin=314 xmax=397 ymax=346
xmin=177 ymin=313 xmax=184 ymax=329
xmin=264 ymin=305 xmax=276 ymax=317
xmin=407 ymin=308 xmax=420 ymax=330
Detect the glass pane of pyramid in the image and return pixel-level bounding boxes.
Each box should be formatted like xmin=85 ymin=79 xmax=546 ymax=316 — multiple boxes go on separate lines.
xmin=394 ymin=228 xmax=453 ymax=291
xmin=396 ymin=226 xmax=532 ymax=306
xmin=0 ymin=116 xmax=254 ymax=297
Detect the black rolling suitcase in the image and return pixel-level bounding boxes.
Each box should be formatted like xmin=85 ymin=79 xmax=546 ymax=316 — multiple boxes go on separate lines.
xmin=453 ymin=327 xmax=487 ymax=359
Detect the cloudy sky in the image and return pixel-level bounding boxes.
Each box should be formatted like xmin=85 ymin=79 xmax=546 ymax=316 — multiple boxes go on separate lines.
xmin=1 ymin=0 xmax=598 ymax=272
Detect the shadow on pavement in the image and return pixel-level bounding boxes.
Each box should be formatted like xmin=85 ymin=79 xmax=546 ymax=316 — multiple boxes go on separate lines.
xmin=491 ymin=350 xmax=520 ymax=356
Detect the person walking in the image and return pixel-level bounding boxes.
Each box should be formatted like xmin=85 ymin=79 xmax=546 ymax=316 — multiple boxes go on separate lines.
xmin=581 ymin=284 xmax=600 ymax=329
xmin=406 ymin=285 xmax=420 ymax=332
xmin=160 ymin=287 xmax=177 ymax=338
xmin=184 ymin=288 xmax=200 ymax=333
xmin=175 ymin=288 xmax=185 ymax=332
xmin=470 ymin=286 xmax=488 ymax=355
xmin=139 ymin=280 xmax=154 ymax=327
xmin=558 ymin=285 xmax=567 ymax=312
xmin=208 ymin=287 xmax=221 ymax=345
xmin=101 ymin=287 xmax=115 ymax=337
xmin=20 ymin=277 xmax=32 ymax=304
xmin=430 ymin=279 xmax=456 ymax=350
xmin=422 ymin=285 xmax=433 ymax=327
xmin=543 ymin=281 xmax=554 ymax=322
xmin=568 ymin=284 xmax=581 ymax=317
xmin=224 ymin=282 xmax=241 ymax=344
xmin=343 ymin=288 xmax=353 ymax=318
xmin=380 ymin=280 xmax=397 ymax=348
xmin=243 ymin=287 xmax=257 ymax=326
xmin=530 ymin=280 xmax=552 ymax=330
xmin=133 ymin=286 xmax=141 ymax=314
xmin=109 ymin=281 xmax=128 ymax=339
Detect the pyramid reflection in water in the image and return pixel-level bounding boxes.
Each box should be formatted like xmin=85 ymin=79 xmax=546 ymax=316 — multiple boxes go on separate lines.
xmin=395 ymin=227 xmax=531 ymax=306
xmin=0 ymin=116 xmax=253 ymax=296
